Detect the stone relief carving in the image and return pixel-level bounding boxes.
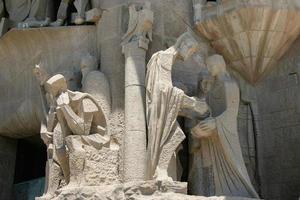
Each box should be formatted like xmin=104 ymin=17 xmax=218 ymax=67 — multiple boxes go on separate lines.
xmin=189 ymin=54 xmax=259 ymax=198
xmin=50 ymin=0 xmax=101 ymax=27
xmin=0 ymin=0 xmax=102 ymax=34
xmin=145 ymin=31 xmax=210 ymax=181
xmin=121 ymin=2 xmax=153 ymax=47
xmin=5 ymin=0 xmax=47 ymax=23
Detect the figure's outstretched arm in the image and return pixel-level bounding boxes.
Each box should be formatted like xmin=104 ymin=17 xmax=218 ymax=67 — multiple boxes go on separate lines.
xmin=179 ymin=94 xmax=210 ymax=119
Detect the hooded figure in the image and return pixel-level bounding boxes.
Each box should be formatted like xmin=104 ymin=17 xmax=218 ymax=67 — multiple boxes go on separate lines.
xmin=190 ymin=55 xmax=259 ymax=198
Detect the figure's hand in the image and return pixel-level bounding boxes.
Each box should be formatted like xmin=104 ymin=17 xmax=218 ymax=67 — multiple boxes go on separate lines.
xmin=179 ymin=95 xmax=210 ymax=119
xmin=41 ymin=131 xmax=53 ymax=145
xmin=193 ymin=97 xmax=210 ymax=116
xmin=33 ymin=65 xmax=49 ymax=86
xmin=192 ymin=117 xmax=217 ymax=138
xmin=56 ymin=92 xmax=70 ymax=106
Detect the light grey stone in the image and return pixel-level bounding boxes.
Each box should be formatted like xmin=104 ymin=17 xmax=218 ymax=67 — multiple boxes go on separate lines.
xmin=121 ymin=2 xmax=153 ymax=182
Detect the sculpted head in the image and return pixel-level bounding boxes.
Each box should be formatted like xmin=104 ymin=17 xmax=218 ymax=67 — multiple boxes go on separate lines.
xmin=44 ymin=74 xmax=67 ymax=97
xmin=140 ymin=2 xmax=153 ymax=34
xmin=206 ymin=54 xmax=226 ymax=77
xmin=80 ymin=54 xmax=98 ymax=83
xmin=198 ymin=69 xmax=214 ymax=95
xmin=175 ymin=31 xmax=200 ymax=61
xmin=80 ymin=54 xmax=98 ymax=72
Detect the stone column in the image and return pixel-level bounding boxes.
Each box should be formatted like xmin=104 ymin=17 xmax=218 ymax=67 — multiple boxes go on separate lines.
xmin=122 ymin=3 xmax=153 ymax=182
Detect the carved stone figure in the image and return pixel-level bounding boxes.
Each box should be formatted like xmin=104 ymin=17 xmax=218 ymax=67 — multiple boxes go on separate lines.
xmin=122 ymin=2 xmax=153 ymax=46
xmin=34 ymin=68 xmax=112 ymax=198
xmin=146 ymin=31 xmax=210 ymax=181
xmin=34 ymin=68 xmax=70 ymax=198
xmin=50 ymin=0 xmax=74 ymax=26
xmin=122 ymin=2 xmax=153 ymax=182
xmin=5 ymin=0 xmax=48 ymax=22
xmin=13 ymin=0 xmax=101 ymax=28
xmin=189 ymin=54 xmax=259 ymax=198
xmin=4 ymin=0 xmax=52 ymax=29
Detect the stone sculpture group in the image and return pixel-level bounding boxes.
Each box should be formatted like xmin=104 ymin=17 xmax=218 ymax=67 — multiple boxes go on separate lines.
xmin=1 ymin=0 xmax=300 ymax=199
xmin=33 ymin=32 xmax=258 ymax=200
xmin=5 ymin=1 xmax=265 ymax=199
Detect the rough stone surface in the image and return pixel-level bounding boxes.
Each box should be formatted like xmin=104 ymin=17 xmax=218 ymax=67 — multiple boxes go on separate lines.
xmin=250 ymin=37 xmax=300 ymax=200
xmin=51 ymin=180 xmax=187 ymax=200
xmin=73 ymin=144 xmax=119 ymax=186
xmin=45 ymin=180 xmax=257 ymax=200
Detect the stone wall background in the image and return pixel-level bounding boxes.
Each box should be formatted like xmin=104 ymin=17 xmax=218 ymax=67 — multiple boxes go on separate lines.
xmin=250 ymin=36 xmax=300 ymax=200
xmin=0 ymin=136 xmax=17 ymax=200
xmin=0 ymin=26 xmax=97 ymax=138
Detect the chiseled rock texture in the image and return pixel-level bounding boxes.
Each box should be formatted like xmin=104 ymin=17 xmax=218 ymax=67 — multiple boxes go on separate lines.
xmin=49 ymin=180 xmax=258 ymax=200
xmin=74 ymin=145 xmax=120 ymax=186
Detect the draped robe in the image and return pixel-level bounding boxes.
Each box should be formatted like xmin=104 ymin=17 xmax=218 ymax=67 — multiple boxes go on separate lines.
xmin=6 ymin=0 xmax=47 ymax=22
xmin=191 ymin=78 xmax=259 ymax=198
xmin=0 ymin=0 xmax=4 ymax=18
xmin=145 ymin=50 xmax=186 ymax=180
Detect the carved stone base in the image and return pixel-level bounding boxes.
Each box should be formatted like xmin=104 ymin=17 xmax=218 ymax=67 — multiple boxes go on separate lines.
xmin=37 ymin=135 xmax=120 ymax=200
xmin=36 ymin=180 xmax=260 ymax=200
xmin=66 ymin=135 xmax=120 ymax=187
xmin=42 ymin=180 xmax=187 ymax=200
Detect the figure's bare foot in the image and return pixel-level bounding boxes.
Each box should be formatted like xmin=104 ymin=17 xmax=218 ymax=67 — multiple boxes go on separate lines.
xmin=17 ymin=18 xmax=50 ymax=28
xmin=75 ymin=17 xmax=85 ymax=25
xmin=50 ymin=19 xmax=64 ymax=27
xmin=40 ymin=18 xmax=51 ymax=27
xmin=37 ymin=193 xmax=54 ymax=200
xmin=154 ymin=167 xmax=173 ymax=182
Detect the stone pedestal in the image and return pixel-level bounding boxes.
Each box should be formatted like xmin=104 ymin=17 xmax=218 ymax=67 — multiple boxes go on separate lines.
xmin=51 ymin=180 xmax=187 ymax=200
xmin=66 ymin=135 xmax=120 ymax=187
xmin=36 ymin=135 xmax=120 ymax=200
xmin=40 ymin=180 xmax=260 ymax=200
